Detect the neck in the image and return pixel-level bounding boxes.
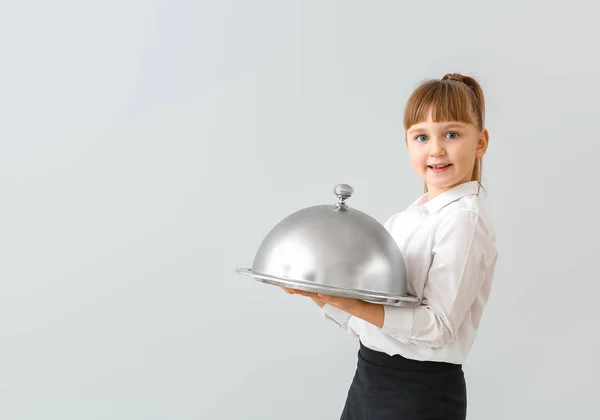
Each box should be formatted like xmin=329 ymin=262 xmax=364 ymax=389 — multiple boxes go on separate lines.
xmin=425 ymin=180 xmax=476 ymax=201
xmin=424 ymin=185 xmax=450 ymax=200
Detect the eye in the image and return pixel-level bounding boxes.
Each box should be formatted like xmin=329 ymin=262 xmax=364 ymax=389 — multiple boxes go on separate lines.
xmin=445 ymin=131 xmax=459 ymax=139
xmin=415 ymin=134 xmax=428 ymax=142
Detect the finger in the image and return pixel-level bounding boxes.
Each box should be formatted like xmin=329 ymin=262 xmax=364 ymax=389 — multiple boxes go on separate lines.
xmin=317 ymin=293 xmax=341 ymax=304
xmin=282 ymin=287 xmax=312 ymax=296
xmin=294 ymin=290 xmax=319 ymax=298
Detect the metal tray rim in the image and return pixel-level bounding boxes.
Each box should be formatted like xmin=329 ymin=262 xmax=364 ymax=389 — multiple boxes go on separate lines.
xmin=236 ymin=267 xmax=420 ymax=307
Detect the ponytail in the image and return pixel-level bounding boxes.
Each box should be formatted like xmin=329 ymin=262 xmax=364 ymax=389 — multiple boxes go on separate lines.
xmin=441 ymin=73 xmax=485 ymax=129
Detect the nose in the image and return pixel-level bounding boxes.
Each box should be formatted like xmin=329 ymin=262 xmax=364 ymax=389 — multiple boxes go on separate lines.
xmin=429 ymin=138 xmax=446 ymax=157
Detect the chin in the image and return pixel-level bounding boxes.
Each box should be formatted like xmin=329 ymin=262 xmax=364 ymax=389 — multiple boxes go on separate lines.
xmin=426 ymin=178 xmax=461 ymax=191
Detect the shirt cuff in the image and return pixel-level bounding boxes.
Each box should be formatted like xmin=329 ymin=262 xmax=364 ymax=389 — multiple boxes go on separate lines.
xmin=321 ymin=304 xmax=352 ymax=328
xmin=381 ymin=305 xmax=415 ymax=343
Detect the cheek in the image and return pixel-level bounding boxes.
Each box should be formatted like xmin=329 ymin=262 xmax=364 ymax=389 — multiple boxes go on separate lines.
xmin=407 ymin=149 xmax=426 ymax=168
xmin=407 ymin=144 xmax=423 ymax=157
xmin=450 ymin=144 xmax=477 ymax=164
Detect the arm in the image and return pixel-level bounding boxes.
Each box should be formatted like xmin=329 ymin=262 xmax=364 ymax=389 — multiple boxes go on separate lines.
xmin=380 ymin=210 xmax=497 ymax=347
xmin=285 ymin=210 xmax=496 ymax=343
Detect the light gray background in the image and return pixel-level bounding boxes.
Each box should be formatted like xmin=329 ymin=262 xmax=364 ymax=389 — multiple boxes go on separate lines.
xmin=1 ymin=1 xmax=598 ymax=419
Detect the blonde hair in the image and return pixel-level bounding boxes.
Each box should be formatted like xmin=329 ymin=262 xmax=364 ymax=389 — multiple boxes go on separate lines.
xmin=403 ymin=73 xmax=486 ymax=193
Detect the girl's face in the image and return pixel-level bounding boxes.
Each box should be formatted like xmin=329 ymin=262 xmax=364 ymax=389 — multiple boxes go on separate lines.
xmin=405 ymin=111 xmax=488 ymax=199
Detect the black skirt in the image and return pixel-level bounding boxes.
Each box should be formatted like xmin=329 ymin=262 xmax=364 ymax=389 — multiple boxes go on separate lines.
xmin=340 ymin=341 xmax=467 ymax=420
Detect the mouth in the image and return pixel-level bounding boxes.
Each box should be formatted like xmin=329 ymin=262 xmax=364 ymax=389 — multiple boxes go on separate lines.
xmin=427 ymin=163 xmax=452 ymax=169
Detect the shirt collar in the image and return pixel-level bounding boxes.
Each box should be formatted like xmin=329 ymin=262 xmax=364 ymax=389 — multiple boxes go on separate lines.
xmin=410 ymin=181 xmax=480 ymax=214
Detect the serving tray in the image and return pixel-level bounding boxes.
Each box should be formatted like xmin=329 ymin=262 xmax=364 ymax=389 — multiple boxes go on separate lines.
xmin=236 ymin=268 xmax=420 ymax=307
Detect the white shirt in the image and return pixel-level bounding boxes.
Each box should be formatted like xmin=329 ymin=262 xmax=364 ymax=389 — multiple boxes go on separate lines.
xmin=321 ymin=181 xmax=498 ymax=364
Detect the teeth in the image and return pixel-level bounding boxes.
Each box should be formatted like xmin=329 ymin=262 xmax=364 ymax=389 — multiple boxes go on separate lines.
xmin=430 ymin=164 xmax=450 ymax=168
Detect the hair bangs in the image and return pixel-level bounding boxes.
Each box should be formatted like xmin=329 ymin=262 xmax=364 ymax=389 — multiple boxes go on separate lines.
xmin=403 ymin=80 xmax=480 ymax=130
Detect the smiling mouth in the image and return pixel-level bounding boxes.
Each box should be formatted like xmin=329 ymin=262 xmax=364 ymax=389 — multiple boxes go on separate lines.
xmin=428 ymin=164 xmax=452 ymax=169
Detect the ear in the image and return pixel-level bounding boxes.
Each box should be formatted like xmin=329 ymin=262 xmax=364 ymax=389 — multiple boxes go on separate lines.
xmin=476 ymin=128 xmax=489 ymax=158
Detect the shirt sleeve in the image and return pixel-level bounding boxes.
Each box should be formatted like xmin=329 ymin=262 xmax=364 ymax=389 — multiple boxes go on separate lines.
xmin=320 ymin=303 xmax=352 ymax=329
xmin=381 ymin=209 xmax=496 ymax=347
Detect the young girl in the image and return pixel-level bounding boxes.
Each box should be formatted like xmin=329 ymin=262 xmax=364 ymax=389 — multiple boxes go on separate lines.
xmin=283 ymin=73 xmax=499 ymax=419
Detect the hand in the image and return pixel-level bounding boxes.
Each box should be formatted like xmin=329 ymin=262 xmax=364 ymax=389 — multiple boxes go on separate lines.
xmin=281 ymin=287 xmax=363 ymax=312
xmin=281 ymin=287 xmax=364 ymax=314
xmin=313 ymin=293 xmax=365 ymax=314
xmin=281 ymin=287 xmax=326 ymax=308
xmin=281 ymin=287 xmax=384 ymax=328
